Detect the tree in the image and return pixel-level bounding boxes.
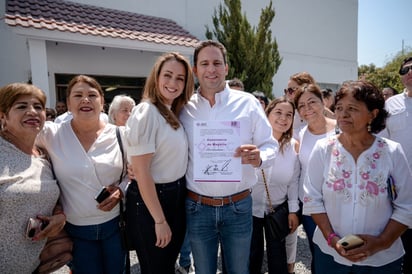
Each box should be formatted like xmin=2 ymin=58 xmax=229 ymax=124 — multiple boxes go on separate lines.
xmin=358 ymin=47 xmax=412 ymax=91
xmin=205 ymin=0 xmax=281 ymax=98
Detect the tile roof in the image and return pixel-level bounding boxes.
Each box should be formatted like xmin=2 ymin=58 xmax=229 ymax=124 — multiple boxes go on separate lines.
xmin=5 ymin=0 xmax=199 ymax=48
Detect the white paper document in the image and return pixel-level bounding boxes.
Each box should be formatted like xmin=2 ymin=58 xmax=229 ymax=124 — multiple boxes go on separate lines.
xmin=193 ymin=120 xmax=242 ymax=183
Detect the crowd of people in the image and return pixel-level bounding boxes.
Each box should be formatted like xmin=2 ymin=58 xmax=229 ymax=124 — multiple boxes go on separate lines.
xmin=1 ymin=40 xmax=412 ymax=274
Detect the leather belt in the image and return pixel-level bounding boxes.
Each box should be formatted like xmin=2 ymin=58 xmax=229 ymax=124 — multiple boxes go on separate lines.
xmin=187 ymin=189 xmax=250 ymax=206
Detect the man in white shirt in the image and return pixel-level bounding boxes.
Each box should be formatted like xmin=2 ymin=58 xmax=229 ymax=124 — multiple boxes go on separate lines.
xmin=180 ymin=40 xmax=278 ymax=274
xmin=380 ymin=56 xmax=412 ymax=274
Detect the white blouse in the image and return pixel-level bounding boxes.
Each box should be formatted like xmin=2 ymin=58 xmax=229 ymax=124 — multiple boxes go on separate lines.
xmin=36 ymin=122 xmax=125 ymax=226
xmin=303 ymin=135 xmax=412 ymax=267
xmin=252 ymin=139 xmax=300 ymax=218
xmin=298 ymin=125 xmax=337 ymax=201
xmin=125 ymin=101 xmax=188 ymax=183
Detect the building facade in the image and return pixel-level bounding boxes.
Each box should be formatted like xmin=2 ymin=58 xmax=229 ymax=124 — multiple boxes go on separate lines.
xmin=0 ymin=0 xmax=358 ymax=106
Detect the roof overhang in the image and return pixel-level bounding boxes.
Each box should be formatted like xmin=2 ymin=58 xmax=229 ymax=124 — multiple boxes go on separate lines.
xmin=5 ymin=0 xmax=199 ymax=55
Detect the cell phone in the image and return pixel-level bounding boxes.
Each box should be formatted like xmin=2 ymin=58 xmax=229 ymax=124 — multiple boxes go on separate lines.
xmin=337 ymin=234 xmax=364 ymax=250
xmin=26 ymin=218 xmax=48 ymax=239
xmin=95 ymin=187 xmax=110 ymax=203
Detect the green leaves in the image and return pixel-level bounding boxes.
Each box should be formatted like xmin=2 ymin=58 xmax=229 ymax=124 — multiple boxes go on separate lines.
xmin=358 ymin=47 xmax=412 ymax=91
xmin=205 ymin=0 xmax=281 ymax=98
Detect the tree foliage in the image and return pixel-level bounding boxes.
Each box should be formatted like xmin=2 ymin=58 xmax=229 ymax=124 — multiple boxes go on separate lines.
xmin=205 ymin=0 xmax=281 ymax=98
xmin=358 ymin=47 xmax=412 ymax=92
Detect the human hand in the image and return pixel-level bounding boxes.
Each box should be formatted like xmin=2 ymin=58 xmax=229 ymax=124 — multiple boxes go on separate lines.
xmin=234 ymin=144 xmax=261 ymax=167
xmin=288 ymin=213 xmax=299 ymax=233
xmin=334 ymin=234 xmax=383 ymax=262
xmin=127 ymin=163 xmax=135 ymax=180
xmin=97 ymin=185 xmax=123 ymax=212
xmin=342 ymin=234 xmax=387 ymax=262
xmin=33 ymin=213 xmax=66 ymax=241
xmin=154 ymin=220 xmax=172 ymax=248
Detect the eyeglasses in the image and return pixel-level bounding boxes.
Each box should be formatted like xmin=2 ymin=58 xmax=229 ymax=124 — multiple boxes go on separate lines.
xmin=284 ymin=87 xmax=298 ymax=95
xmin=399 ymin=65 xmax=412 ymax=75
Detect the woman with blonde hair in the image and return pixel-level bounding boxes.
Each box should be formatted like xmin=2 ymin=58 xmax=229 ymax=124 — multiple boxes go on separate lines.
xmin=125 ymin=52 xmax=194 ymax=274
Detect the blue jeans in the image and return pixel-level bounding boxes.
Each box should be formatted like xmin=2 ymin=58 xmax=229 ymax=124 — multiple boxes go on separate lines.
xmin=314 ymin=244 xmax=402 ymax=274
xmin=186 ymin=194 xmax=252 ymax=274
xmin=302 ymin=212 xmax=317 ymax=274
xmin=65 ymin=216 xmax=126 ymax=274
xmin=249 ymin=216 xmax=288 ymax=274
xmin=179 ymin=230 xmax=192 ymax=268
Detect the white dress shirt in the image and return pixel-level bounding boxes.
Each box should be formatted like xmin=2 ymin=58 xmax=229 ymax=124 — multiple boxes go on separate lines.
xmin=180 ymin=84 xmax=278 ymax=197
xmin=380 ymin=91 xmax=412 ymax=170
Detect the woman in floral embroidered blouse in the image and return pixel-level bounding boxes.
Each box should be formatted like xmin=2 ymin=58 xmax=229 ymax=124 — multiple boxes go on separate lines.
xmin=303 ymin=80 xmax=412 ymax=274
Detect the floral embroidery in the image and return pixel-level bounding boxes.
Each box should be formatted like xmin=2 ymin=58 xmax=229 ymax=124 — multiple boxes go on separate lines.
xmin=325 ymin=137 xmax=389 ymax=205
xmin=333 ymin=179 xmax=345 ymax=191
xmin=365 ymin=181 xmax=379 ymax=195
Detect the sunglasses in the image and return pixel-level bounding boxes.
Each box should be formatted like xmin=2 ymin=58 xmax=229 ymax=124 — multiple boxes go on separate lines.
xmin=399 ymin=65 xmax=412 ymax=75
xmin=284 ymin=87 xmax=298 ymax=94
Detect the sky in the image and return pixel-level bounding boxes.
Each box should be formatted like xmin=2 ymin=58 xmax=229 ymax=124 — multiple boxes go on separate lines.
xmin=358 ymin=0 xmax=412 ymax=67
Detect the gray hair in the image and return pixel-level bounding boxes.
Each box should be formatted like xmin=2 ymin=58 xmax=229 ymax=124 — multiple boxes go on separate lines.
xmin=108 ymin=95 xmax=136 ymax=124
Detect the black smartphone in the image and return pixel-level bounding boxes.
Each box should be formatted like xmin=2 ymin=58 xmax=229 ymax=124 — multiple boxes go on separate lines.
xmin=95 ymin=187 xmax=110 ymax=203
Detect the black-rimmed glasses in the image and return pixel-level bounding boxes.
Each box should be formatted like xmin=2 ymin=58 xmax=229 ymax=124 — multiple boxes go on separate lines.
xmin=400 ymin=65 xmax=412 ymax=75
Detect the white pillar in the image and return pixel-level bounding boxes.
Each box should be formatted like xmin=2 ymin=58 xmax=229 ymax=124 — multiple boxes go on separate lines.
xmin=28 ymin=39 xmax=52 ymax=106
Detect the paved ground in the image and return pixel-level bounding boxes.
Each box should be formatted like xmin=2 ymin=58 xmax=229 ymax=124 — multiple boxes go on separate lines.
xmin=53 ymin=225 xmax=311 ymax=274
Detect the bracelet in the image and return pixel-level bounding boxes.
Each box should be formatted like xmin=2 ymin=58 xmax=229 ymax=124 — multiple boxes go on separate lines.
xmin=327 ymin=232 xmax=339 ymax=247
xmin=155 ymin=219 xmax=166 ymax=225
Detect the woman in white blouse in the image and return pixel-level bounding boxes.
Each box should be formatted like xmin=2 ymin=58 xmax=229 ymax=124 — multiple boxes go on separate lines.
xmin=294 ymin=83 xmax=337 ymax=273
xmin=125 ymin=52 xmax=194 ymax=274
xmin=303 ymin=80 xmax=412 ymax=273
xmin=250 ymin=97 xmax=300 ymax=274
xmin=36 ymin=75 xmax=127 ymax=273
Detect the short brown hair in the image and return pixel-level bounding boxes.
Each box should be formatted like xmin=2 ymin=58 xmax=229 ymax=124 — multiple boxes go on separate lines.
xmin=0 ymin=83 xmax=46 ymax=114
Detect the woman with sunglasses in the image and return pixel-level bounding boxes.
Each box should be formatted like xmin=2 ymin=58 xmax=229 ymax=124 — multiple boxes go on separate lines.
xmin=294 ymin=83 xmax=337 ymax=274
xmin=380 ymin=56 xmax=412 ymax=274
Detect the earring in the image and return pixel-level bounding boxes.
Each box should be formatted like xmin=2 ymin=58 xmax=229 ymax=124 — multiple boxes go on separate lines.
xmin=367 ymin=122 xmax=371 ymax=132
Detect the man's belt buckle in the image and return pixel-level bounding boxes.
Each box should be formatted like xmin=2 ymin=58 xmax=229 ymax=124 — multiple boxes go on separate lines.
xmin=214 ymin=197 xmax=225 ymax=206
